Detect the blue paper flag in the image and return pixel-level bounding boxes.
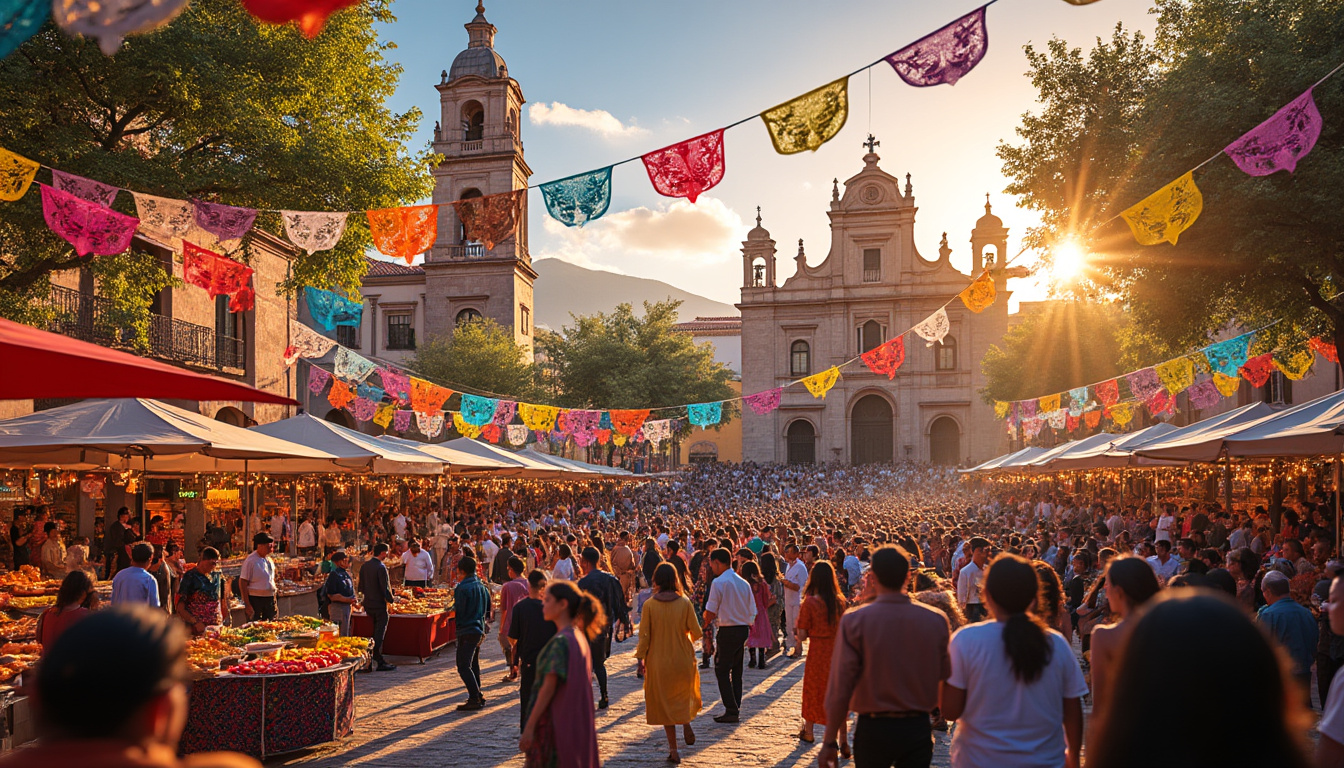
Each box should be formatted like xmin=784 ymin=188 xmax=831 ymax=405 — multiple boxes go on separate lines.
xmin=687 ymin=402 xmax=722 ymax=428
xmin=540 ymin=167 xmax=612 ymax=228
xmin=0 ymin=0 xmax=49 ymax=60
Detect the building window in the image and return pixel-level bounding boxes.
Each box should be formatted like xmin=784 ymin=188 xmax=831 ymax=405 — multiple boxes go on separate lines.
xmin=461 ymin=101 xmax=484 ymax=141
xmin=862 ymin=249 xmax=881 ymax=283
xmin=386 ymin=314 xmax=415 ymax=350
xmin=336 ymin=324 xmax=358 ymax=348
xmin=935 ymin=335 xmax=957 ymax=371
xmin=790 ymin=340 xmax=811 ymax=377
xmin=1265 ymin=371 xmax=1292 ymax=405
xmin=520 ymin=305 xmax=531 ymax=334
xmin=456 ymin=308 xmax=483 ymax=326
xmin=214 ymin=295 xmax=246 ymax=370
xmin=857 ymin=320 xmax=883 ymax=354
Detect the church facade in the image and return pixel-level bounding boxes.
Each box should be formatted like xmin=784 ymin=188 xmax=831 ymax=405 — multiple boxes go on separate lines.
xmin=738 ymin=146 xmax=1022 ymax=467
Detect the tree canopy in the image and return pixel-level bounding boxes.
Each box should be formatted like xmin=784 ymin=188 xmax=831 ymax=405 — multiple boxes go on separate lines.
xmin=538 ymin=300 xmax=736 ymax=413
xmin=410 ymin=318 xmax=545 ymax=404
xmin=0 ymin=0 xmax=432 ymax=327
xmin=999 ymin=0 xmax=1344 ymax=368
xmin=980 ymin=301 xmax=1132 ymax=404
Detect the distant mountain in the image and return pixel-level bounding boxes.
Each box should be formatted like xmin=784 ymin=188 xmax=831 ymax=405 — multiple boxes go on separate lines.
xmin=532 ymin=258 xmax=738 ymax=330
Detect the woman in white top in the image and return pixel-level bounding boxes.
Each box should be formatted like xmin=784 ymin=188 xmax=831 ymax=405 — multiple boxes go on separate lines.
xmin=941 ymin=554 xmax=1087 ymax=768
xmin=551 ymin=543 xmax=577 ymax=581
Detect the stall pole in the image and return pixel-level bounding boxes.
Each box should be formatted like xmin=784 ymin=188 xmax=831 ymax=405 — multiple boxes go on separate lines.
xmin=290 ymin=481 xmax=299 ymax=557
xmin=1334 ymin=457 xmax=1341 ymax=557
xmin=354 ymin=478 xmax=362 ymax=552
xmin=1223 ymin=453 xmax=1233 ymax=516
xmin=243 ymin=460 xmax=251 ymax=546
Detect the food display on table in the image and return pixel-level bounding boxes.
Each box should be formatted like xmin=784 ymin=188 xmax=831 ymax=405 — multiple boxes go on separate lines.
xmin=0 ymin=617 xmax=37 ymax=641
xmin=386 ymin=599 xmax=445 ymax=615
xmin=9 ymin=595 xmax=55 ymax=611
xmin=0 ymin=643 xmax=42 ymax=685
xmin=186 ymin=638 xmax=241 ymax=673
xmin=315 ymin=637 xmax=372 ymax=660
xmin=225 ymin=650 xmax=342 ymax=676
xmin=0 ymin=566 xmax=60 ymax=595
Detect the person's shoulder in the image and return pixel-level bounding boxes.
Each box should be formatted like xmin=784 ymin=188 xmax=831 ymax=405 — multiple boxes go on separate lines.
xmin=950 ymin=619 xmax=998 ymax=644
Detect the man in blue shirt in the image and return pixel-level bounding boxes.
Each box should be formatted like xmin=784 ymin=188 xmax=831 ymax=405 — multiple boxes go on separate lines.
xmin=110 ymin=543 xmax=159 ymax=608
xmin=323 ymin=551 xmax=357 ymax=637
xmin=1258 ymin=570 xmax=1317 ymax=696
xmin=453 ymin=556 xmax=489 ymax=711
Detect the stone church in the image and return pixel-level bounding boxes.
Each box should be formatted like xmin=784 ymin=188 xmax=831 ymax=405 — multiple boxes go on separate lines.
xmin=738 ymin=145 xmax=1024 ymax=467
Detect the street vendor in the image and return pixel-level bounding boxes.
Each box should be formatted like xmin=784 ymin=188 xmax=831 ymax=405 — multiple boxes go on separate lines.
xmin=175 ymin=547 xmax=228 ymax=636
xmin=401 ymin=539 xmax=435 ymax=588
xmin=239 ymin=533 xmax=278 ymax=621
xmin=324 ymin=551 xmax=357 ymax=637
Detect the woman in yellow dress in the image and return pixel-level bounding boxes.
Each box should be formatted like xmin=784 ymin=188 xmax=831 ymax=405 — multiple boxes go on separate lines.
xmin=635 ymin=562 xmax=703 ymax=763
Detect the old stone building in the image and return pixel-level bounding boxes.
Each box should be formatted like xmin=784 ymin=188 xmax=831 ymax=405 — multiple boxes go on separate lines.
xmin=739 ymin=144 xmax=1025 ymax=467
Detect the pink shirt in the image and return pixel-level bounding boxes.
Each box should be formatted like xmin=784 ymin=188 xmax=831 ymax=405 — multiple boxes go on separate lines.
xmin=498 ymin=577 xmax=529 ymax=636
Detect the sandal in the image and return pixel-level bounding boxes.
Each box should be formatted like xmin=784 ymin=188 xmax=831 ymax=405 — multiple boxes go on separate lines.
xmin=684 ymin=724 xmax=696 ymax=745
xmin=667 ymin=751 xmax=681 ymax=763
xmin=796 ymin=730 xmax=815 ymax=743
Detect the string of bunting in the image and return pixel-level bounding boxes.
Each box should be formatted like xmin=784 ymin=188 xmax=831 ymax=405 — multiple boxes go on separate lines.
xmin=286 ymin=268 xmax=1002 ymax=444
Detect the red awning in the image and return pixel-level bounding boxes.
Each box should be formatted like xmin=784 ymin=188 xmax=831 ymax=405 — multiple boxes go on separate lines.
xmin=0 ymin=318 xmax=298 ymax=405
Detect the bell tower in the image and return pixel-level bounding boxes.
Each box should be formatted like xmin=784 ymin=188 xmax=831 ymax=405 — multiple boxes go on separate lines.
xmin=423 ymin=1 xmax=536 ymax=355
xmin=970 ymin=194 xmax=1009 ymax=274
xmin=741 ymin=207 xmax=776 ymax=289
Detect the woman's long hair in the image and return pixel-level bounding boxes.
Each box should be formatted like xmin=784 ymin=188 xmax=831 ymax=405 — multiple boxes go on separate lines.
xmin=984 ymin=554 xmax=1052 ymax=684
xmin=1104 ymin=555 xmax=1161 ymax=609
xmin=1089 ymin=591 xmax=1310 ymax=768
xmin=740 ymin=560 xmax=762 ymax=585
xmin=546 ymin=580 xmax=608 ymax=641
xmin=804 ymin=560 xmax=845 ymax=625
xmin=53 ymin=570 xmax=94 ymax=613
xmin=761 ymin=552 xmax=779 ymax=584
xmin=652 ymin=562 xmax=682 ymax=595
xmin=1031 ymin=560 xmax=1064 ymax=624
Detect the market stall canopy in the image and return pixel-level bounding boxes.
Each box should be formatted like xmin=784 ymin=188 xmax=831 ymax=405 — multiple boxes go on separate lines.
xmin=520 ymin=447 xmax=635 ymax=478
xmin=441 ymin=438 xmax=565 ymax=479
xmin=1134 ymin=401 xmax=1294 ymax=463
xmin=960 ymin=447 xmax=1040 ymax=474
xmin=0 ymin=318 xmax=297 ymax=405
xmin=0 ymin=398 xmax=354 ymax=472
xmin=376 ymin=435 xmax=521 ymax=476
xmin=249 ymin=414 xmax=444 ymax=475
xmin=1046 ymin=421 xmax=1183 ymax=471
xmin=983 ymin=446 xmax=1051 ymax=472
xmin=1027 ymin=432 xmax=1122 ymax=471
xmin=1210 ymin=389 xmax=1344 ymax=459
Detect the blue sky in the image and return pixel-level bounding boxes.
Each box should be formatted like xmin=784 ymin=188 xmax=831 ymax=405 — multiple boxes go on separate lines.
xmin=373 ymin=0 xmax=1158 ymax=307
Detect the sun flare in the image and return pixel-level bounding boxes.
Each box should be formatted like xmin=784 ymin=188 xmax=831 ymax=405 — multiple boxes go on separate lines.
xmin=1051 ymin=241 xmax=1087 ymax=282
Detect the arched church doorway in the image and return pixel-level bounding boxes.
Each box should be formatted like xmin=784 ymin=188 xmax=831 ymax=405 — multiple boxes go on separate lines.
xmin=786 ymin=420 xmax=816 ymax=465
xmin=325 ymin=409 xmax=355 ymax=430
xmin=929 ymin=416 xmax=961 ymax=466
xmin=850 ymin=394 xmax=893 ymax=465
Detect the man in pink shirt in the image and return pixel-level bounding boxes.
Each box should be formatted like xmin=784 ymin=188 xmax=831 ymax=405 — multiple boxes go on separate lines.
xmin=497 ymin=555 xmax=528 ymax=682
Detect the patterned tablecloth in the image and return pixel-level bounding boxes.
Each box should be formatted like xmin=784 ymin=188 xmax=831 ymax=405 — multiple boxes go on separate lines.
xmin=179 ymin=662 xmax=357 ymax=758
xmin=350 ymin=611 xmax=456 ymax=661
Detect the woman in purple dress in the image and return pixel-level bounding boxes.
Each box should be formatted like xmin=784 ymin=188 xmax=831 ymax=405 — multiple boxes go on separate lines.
xmin=520 ymin=580 xmax=607 ymax=768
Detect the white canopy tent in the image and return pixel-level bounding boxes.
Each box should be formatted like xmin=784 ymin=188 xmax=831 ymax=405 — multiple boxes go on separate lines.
xmin=1027 ymin=432 xmax=1121 ymax=471
xmin=376 ymin=434 xmax=522 ymax=476
xmin=1205 ymin=390 xmax=1344 ymax=459
xmin=520 ymin=446 xmax=635 ymax=478
xmin=961 ymin=446 xmax=1046 ymax=474
xmin=1042 ymin=422 xmax=1183 ymax=471
xmin=249 ymin=414 xmax=444 ymax=475
xmin=1134 ymin=403 xmax=1292 ymax=463
xmin=441 ymin=438 xmax=566 ymax=479
xmin=990 ymin=445 xmax=1055 ymax=472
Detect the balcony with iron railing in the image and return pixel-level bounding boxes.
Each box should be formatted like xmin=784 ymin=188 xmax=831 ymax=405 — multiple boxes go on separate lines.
xmin=43 ymin=285 xmax=245 ymax=373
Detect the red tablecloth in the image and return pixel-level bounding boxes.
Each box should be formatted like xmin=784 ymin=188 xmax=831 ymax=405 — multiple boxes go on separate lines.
xmin=180 ymin=663 xmax=357 ymax=758
xmin=351 ymin=611 xmax=456 ymax=661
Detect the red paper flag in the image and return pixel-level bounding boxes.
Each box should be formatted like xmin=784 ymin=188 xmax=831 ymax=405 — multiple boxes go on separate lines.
xmin=861 ymin=336 xmax=906 ymax=379
xmin=238 ymin=0 xmax=361 ymax=38
xmin=641 ymin=129 xmax=726 ymax=203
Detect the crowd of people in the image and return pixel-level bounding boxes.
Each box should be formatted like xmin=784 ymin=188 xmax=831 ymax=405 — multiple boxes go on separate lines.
xmin=9 ymin=459 xmax=1344 ymax=768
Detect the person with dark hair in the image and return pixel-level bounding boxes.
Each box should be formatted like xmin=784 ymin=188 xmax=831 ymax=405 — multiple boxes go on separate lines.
xmin=821 ymin=546 xmax=950 ymax=768
xmin=782 ymin=543 xmax=807 ymax=658
xmin=795 ymin=560 xmax=847 ymax=746
xmin=2 ymin=605 xmax=261 ymax=768
xmin=941 ymin=554 xmax=1086 ymax=768
xmin=453 ymin=554 xmax=488 ymax=709
xmin=110 ymin=542 xmax=159 ymax=608
xmin=761 ymin=552 xmax=785 ymax=658
xmin=175 ymin=547 xmax=226 ymax=636
xmin=9 ymin=507 xmax=29 ymax=569
xmin=400 ymin=538 xmax=435 ymax=588
xmin=703 ymin=547 xmax=756 ymax=724
xmin=1316 ymin=574 xmax=1344 ymax=767
xmin=1226 ymin=546 xmax=1261 ymax=610
xmin=509 ymin=569 xmax=557 ymax=730
xmin=739 ymin=561 xmax=771 ymax=669
xmin=39 ymin=520 xmax=66 ymax=580
xmin=1088 ymin=555 xmax=1161 ymax=731
xmin=498 ymin=556 xmax=530 ymax=683
xmin=577 ymin=546 xmax=629 ymax=709
xmin=238 ymin=532 xmax=277 ymax=621
xmin=323 ymin=551 xmax=356 ymax=637
xmin=1031 ymin=560 xmax=1072 ymax=642
xmin=1146 ymin=539 xmax=1180 ymax=585
xmin=1092 ymin=591 xmax=1310 ymax=768
xmin=37 ymin=570 xmax=95 ymax=649
xmin=635 ymin=562 xmax=703 ymax=763
xmin=520 ymin=580 xmax=605 ymax=768
xmin=956 ymin=537 xmax=990 ymax=623
xmin=359 ymin=542 xmax=397 ymax=673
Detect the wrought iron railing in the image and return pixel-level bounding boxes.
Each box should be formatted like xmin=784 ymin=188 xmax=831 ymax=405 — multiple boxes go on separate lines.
xmin=45 ymin=285 xmax=245 ymax=372
xmin=441 ymin=243 xmax=487 ymax=260
xmin=863 ymin=268 xmax=881 ymax=283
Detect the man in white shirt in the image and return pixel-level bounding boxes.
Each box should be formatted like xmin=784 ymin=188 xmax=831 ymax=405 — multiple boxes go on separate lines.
xmin=401 ymin=539 xmax=435 ymax=587
xmin=393 ymin=512 xmax=408 ymax=540
xmin=478 ymin=530 xmax=499 ymax=577
xmin=1154 ymin=506 xmax=1175 ymax=543
xmin=782 ymin=544 xmax=808 ymax=658
xmin=957 ymin=537 xmax=991 ymax=623
xmin=297 ymin=516 xmax=316 ymax=556
xmin=704 ymin=548 xmax=756 ymax=724
xmin=239 ymin=532 xmax=278 ymax=620
xmin=1147 ymin=539 xmax=1181 ymax=584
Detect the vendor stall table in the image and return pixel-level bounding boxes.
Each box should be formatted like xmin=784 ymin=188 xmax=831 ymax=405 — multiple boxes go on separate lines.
xmin=180 ymin=661 xmax=357 ymax=759
xmin=351 ymin=611 xmax=455 ymax=663
xmin=228 ymin=587 xmax=321 ymax=626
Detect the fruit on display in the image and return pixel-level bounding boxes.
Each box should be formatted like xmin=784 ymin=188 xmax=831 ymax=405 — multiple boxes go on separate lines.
xmin=315 ymin=637 xmax=372 ymax=659
xmin=186 ymin=638 xmax=239 ymax=672
xmin=387 ymin=599 xmax=444 ymax=615
xmin=226 ymin=650 xmax=342 ymax=676
xmin=9 ymin=595 xmax=56 ymax=610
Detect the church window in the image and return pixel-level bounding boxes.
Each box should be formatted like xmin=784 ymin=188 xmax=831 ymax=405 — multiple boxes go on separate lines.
xmin=461 ymin=101 xmax=484 ymax=141
xmin=862 ymin=249 xmax=881 ymax=283
xmin=858 ymin=320 xmax=883 ymax=354
xmin=935 ymin=335 xmax=957 ymax=371
xmin=790 ymin=340 xmax=811 ymax=377
xmin=456 ymin=308 xmax=483 ymax=326
xmin=520 ymin=305 xmax=531 ymax=334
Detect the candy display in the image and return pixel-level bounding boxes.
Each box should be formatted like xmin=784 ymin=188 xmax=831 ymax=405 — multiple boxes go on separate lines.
xmin=0 ymin=617 xmax=36 ymax=641
xmin=9 ymin=595 xmax=55 ymax=610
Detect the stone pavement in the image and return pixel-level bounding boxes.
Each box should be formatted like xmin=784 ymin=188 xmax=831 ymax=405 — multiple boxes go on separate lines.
xmin=278 ymin=634 xmax=956 ymax=768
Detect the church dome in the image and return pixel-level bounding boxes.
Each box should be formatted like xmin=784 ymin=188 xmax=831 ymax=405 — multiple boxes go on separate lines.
xmin=449 ymin=47 xmax=506 ymax=81
xmin=747 ymin=207 xmax=770 ymax=240
xmin=976 ymin=196 xmax=1004 ymax=229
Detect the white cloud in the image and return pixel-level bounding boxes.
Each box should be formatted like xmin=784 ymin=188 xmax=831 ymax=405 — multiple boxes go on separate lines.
xmin=537 ymin=197 xmax=744 ymax=268
xmin=527 ymin=102 xmax=648 ymax=138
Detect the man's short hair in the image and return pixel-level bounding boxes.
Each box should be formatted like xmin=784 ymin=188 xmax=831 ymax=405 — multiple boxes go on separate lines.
xmin=1262 ymin=569 xmax=1291 ymax=597
xmin=527 ymin=569 xmax=547 ymax=589
xmin=969 ymin=537 xmax=990 ymax=552
xmin=508 ymin=555 xmax=525 ymax=575
xmin=373 ymin=542 xmax=390 ymax=556
xmin=581 ymin=546 xmax=601 ymax=565
xmin=253 ymin=532 xmax=274 ymax=547
xmin=200 ymin=547 xmax=220 ymax=560
xmin=1155 ymin=539 xmax=1172 ymax=552
xmin=870 ymin=546 xmax=911 ymax=590
xmin=709 ymin=548 xmax=732 ymax=566
xmin=458 ymin=556 xmax=478 ymax=575
xmin=130 ymin=542 xmax=154 ymax=564
xmin=331 ymin=550 xmax=349 ymax=564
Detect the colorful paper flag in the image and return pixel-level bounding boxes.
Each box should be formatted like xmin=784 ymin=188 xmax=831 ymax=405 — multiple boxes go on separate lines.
xmin=958 ymin=271 xmax=996 ymax=313
xmin=455 ymin=190 xmax=525 ymax=251
xmin=760 ymin=77 xmax=849 ymax=155
xmin=304 ymin=287 xmax=362 ymax=331
xmin=460 ymin=393 xmax=499 ymax=427
xmin=1239 ymin=353 xmax=1275 ymax=388
xmin=0 ymin=0 xmax=49 ymax=60
xmin=802 ymin=367 xmax=840 ymax=399
xmin=50 ymin=169 xmax=118 ymax=207
xmin=884 ymin=6 xmax=988 ymax=87
xmin=238 ymin=0 xmax=361 ymax=38
xmin=280 ymin=211 xmax=348 ymax=255
xmin=687 ymin=402 xmax=723 ymax=428
xmin=1155 ymin=356 xmax=1195 ymax=395
xmin=193 ymin=199 xmax=258 ymax=242
xmin=1120 ymin=172 xmax=1203 ymax=246
xmin=40 ymin=184 xmax=138 ymax=257
xmin=1224 ymin=89 xmax=1322 ymax=176
xmin=861 ymin=336 xmax=906 ymax=379
xmin=53 ymin=0 xmax=188 ymax=55
xmin=912 ymin=307 xmax=950 ymax=347
xmin=367 ymin=204 xmax=437 ymax=264
xmin=743 ymin=388 xmax=782 ymax=415
xmin=540 ymin=167 xmax=612 ymax=227
xmin=642 ymin=129 xmax=726 ymax=204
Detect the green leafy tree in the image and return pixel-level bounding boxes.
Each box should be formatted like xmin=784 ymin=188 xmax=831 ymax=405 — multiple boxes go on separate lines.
xmin=410 ymin=318 xmax=544 ymax=403
xmin=0 ymin=0 xmax=432 ymax=332
xmin=980 ymin=302 xmax=1135 ymax=403
xmin=999 ymin=0 xmax=1344 ymax=368
xmin=539 ymin=300 xmax=736 ymax=414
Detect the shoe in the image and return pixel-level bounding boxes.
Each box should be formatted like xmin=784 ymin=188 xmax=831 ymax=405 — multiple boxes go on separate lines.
xmin=683 ymin=724 xmax=696 ymax=745
xmin=759 ymin=659 xmax=769 ymax=670
xmin=667 ymin=751 xmax=681 ymax=764
xmin=375 ymin=663 xmax=397 ymax=672
xmin=788 ymin=652 xmax=803 ymax=660
xmin=796 ymin=730 xmax=814 ymax=743
xmin=598 ymin=697 xmax=609 ymax=710
xmin=748 ymin=659 xmax=758 ymax=669
xmin=699 ymin=660 xmax=711 ymax=669
xmin=456 ymin=700 xmax=484 ymax=712
xmin=932 ymin=719 xmax=949 ymax=732
xmin=840 ymin=741 xmax=851 ymax=760
xmin=713 ymin=712 xmax=739 ymax=724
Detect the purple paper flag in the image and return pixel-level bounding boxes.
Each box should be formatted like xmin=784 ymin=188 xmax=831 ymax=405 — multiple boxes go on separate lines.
xmin=1186 ymin=379 xmax=1222 ymax=410
xmin=51 ymin=169 xmax=119 ymax=207
xmin=884 ymin=6 xmax=988 ymax=87
xmin=1224 ymin=89 xmax=1322 ymax=176
xmin=193 ymin=199 xmax=259 ymax=241
xmin=743 ymin=387 xmax=783 ymax=415
xmin=307 ymin=367 xmax=331 ymax=394
xmin=393 ymin=410 xmax=412 ymax=432
xmin=1126 ymin=368 xmax=1163 ymax=402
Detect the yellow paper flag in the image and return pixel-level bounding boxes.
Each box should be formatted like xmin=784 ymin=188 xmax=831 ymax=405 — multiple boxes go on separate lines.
xmin=1155 ymin=357 xmax=1196 ymax=395
xmin=453 ymin=412 xmax=482 ymax=439
xmin=1108 ymin=402 xmax=1137 ymax=426
xmin=0 ymin=148 xmax=39 ymax=202
xmin=802 ymin=367 xmax=841 ymax=399
xmin=994 ymin=401 xmax=1010 ymax=419
xmin=760 ymin=78 xmax=849 ymax=155
xmin=1275 ymin=349 xmax=1315 ymax=381
xmin=1212 ymin=372 xmax=1241 ymax=397
xmin=959 ymin=271 xmax=996 ymax=313
xmin=519 ymin=403 xmax=559 ymax=432
xmin=1121 ymin=172 xmax=1203 ymax=246
xmin=1038 ymin=394 xmax=1061 ymax=413
xmin=373 ymin=403 xmax=394 ymax=428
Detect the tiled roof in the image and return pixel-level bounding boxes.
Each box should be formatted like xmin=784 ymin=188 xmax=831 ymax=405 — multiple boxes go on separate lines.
xmin=364 ymin=257 xmax=424 ymax=278
xmin=674 ymin=316 xmax=742 ymax=334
